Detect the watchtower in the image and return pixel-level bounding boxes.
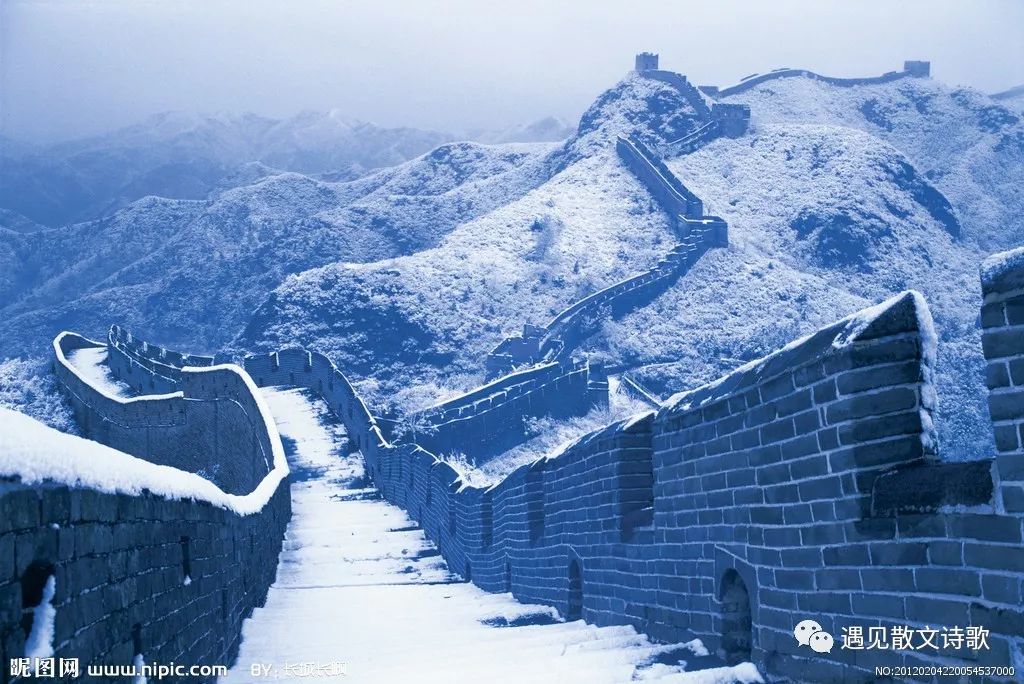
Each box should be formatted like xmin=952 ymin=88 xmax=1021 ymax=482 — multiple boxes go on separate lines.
xmin=711 ymin=103 xmax=751 ymax=138
xmin=635 ymin=52 xmax=659 ymax=73
xmin=903 ymin=60 xmax=930 ymax=77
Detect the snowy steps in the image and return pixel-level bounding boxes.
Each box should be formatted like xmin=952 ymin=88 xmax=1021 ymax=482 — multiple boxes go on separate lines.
xmin=222 ymin=386 xmax=759 ymax=683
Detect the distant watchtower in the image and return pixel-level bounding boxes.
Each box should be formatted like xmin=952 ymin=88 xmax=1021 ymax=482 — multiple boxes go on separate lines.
xmin=635 ymin=52 xmax=659 ymax=73
xmin=711 ymin=103 xmax=751 ymax=138
xmin=904 ymin=60 xmax=931 ymax=77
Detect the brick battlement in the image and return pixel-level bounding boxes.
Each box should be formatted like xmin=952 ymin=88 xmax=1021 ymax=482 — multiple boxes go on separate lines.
xmin=362 ymin=284 xmax=1023 ymax=681
xmin=53 ymin=332 xmax=278 ymax=496
xmin=1 ymin=332 xmax=293 ymax=682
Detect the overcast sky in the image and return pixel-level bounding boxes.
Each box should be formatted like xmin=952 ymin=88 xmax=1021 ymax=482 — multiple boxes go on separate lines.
xmin=2 ymin=0 xmax=1022 ymax=142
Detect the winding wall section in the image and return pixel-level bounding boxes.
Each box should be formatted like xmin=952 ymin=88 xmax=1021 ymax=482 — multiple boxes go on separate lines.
xmin=703 ymin=60 xmax=931 ymax=99
xmin=1 ymin=332 xmax=291 ymax=683
xmin=486 ymin=135 xmax=727 ymax=378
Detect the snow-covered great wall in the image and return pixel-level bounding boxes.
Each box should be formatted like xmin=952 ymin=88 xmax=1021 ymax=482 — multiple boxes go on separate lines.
xmin=25 ymin=252 xmax=1023 ymax=681
xmin=1 ymin=334 xmax=290 ymax=677
xmin=486 ymin=134 xmax=728 ymax=378
xmin=700 ymin=59 xmax=932 ymax=99
xmin=1 ymin=55 xmax=1021 ymax=679
xmin=1 ymin=251 xmax=1022 ymax=680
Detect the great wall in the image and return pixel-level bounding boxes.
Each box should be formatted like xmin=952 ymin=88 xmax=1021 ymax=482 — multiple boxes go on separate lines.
xmin=3 ymin=54 xmax=1021 ymax=683
xmin=701 ymin=59 xmax=932 ymax=99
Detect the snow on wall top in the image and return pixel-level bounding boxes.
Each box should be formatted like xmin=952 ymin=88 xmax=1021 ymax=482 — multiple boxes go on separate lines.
xmin=981 ymin=246 xmax=1024 ymax=295
xmin=47 ymin=330 xmax=288 ymax=510
xmin=662 ymin=290 xmax=936 ymax=415
xmin=0 ymin=406 xmax=288 ymax=516
xmin=53 ymin=331 xmax=183 ymax=403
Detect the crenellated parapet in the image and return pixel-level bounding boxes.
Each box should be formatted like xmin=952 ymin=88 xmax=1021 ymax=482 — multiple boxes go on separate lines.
xmin=245 ymin=348 xmax=605 ymax=465
xmin=53 ymin=331 xmax=279 ymax=495
xmin=5 ymin=330 xmax=292 ymax=681
xmin=109 ymin=324 xmax=216 ymax=369
xmin=980 ymin=247 xmax=1024 ymax=514
xmin=243 ymin=348 xmax=388 ymax=458
xmin=629 ymin=55 xmax=749 ymax=156
xmin=402 ymin=359 xmax=606 ymax=463
xmin=22 ymin=233 xmax=1024 ymax=682
xmin=635 ymin=68 xmax=712 ymax=119
xmin=616 ymin=135 xmax=729 ymax=241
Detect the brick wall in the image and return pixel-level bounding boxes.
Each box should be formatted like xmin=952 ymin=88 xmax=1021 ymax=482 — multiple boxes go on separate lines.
xmin=981 ymin=248 xmax=1024 ymax=515
xmin=109 ymin=326 xmax=215 ymax=371
xmin=404 ymin=359 xmax=603 ymax=462
xmin=7 ymin=331 xmax=291 ymax=683
xmin=243 ymin=348 xmax=388 ymax=460
xmin=485 ymin=136 xmax=727 ymax=378
xmin=0 ymin=479 xmax=290 ymax=684
xmin=105 ymin=337 xmax=179 ymax=396
xmin=638 ymin=70 xmax=712 ymax=118
xmin=54 ymin=333 xmax=278 ymax=496
xmin=246 ymin=348 xmax=604 ymax=465
xmin=359 ymin=289 xmax=1024 ymax=682
xmin=34 ymin=247 xmax=1023 ymax=683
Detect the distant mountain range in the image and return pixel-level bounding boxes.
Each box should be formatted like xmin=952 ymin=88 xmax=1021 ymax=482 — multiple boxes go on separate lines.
xmin=0 ymin=111 xmax=576 ymax=228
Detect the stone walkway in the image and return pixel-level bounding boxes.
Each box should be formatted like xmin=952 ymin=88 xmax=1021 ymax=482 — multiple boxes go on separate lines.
xmin=223 ymin=387 xmax=759 ymax=684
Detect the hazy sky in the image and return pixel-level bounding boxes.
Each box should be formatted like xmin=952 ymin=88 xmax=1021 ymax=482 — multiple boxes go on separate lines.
xmin=2 ymin=0 xmax=1022 ymax=142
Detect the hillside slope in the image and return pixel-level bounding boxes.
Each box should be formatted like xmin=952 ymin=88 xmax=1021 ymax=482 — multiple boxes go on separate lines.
xmin=237 ymin=74 xmax=707 ymax=410
xmin=992 ymin=84 xmax=1024 ymax=113
xmin=724 ymin=76 xmax=1024 ymax=249
xmin=0 ymin=141 xmax=554 ymax=356
xmin=597 ymin=123 xmax=990 ymax=457
xmin=0 ymin=111 xmax=460 ymax=228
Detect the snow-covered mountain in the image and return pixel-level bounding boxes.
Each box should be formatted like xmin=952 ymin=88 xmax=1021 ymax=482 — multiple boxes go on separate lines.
xmin=0 ymin=111 xmax=457 ymax=228
xmin=470 ymin=116 xmax=577 ymax=144
xmin=1 ymin=110 xmax=582 ymax=230
xmin=238 ymin=71 xmax=1023 ymax=460
xmin=0 ymin=140 xmax=555 ymax=356
xmin=237 ymin=74 xmax=707 ymax=400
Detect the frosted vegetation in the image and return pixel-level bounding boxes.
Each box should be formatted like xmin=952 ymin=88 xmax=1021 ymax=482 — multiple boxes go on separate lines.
xmin=596 ymin=122 xmax=988 ymax=457
xmin=0 ymin=357 xmax=78 ymax=434
xmin=241 ymin=76 xmax=697 ymax=410
xmin=0 ymin=140 xmax=554 ymax=357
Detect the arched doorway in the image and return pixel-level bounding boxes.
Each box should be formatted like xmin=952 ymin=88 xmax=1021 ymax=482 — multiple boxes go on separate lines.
xmin=566 ymin=558 xmax=583 ymax=621
xmin=719 ymin=569 xmax=752 ymax=664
